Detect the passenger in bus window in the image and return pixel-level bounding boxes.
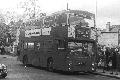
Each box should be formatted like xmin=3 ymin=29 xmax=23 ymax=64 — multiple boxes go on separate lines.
xmin=37 ymin=43 xmax=40 ymax=50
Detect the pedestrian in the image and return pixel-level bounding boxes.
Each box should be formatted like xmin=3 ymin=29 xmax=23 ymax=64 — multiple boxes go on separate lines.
xmin=0 ymin=46 xmax=1 ymax=55
xmin=110 ymin=48 xmax=118 ymax=75
xmin=1 ymin=45 xmax=5 ymax=55
xmin=101 ymin=46 xmax=106 ymax=73
xmin=17 ymin=47 xmax=20 ymax=56
xmin=105 ymin=47 xmax=110 ymax=71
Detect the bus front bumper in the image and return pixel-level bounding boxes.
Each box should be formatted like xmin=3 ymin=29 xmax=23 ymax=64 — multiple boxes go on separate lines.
xmin=65 ymin=61 xmax=96 ymax=72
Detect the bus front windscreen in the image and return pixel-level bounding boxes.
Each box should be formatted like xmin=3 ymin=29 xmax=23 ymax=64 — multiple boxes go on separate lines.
xmin=68 ymin=42 xmax=94 ymax=56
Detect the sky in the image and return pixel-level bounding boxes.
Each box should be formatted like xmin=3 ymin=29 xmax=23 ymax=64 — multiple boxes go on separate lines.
xmin=0 ymin=0 xmax=120 ymax=29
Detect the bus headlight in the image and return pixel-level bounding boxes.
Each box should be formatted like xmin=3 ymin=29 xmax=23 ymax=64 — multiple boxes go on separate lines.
xmin=92 ymin=63 xmax=95 ymax=66
xmin=92 ymin=67 xmax=95 ymax=71
xmin=68 ymin=67 xmax=71 ymax=70
xmin=68 ymin=61 xmax=72 ymax=66
xmin=71 ymin=50 xmax=74 ymax=52
xmin=68 ymin=63 xmax=71 ymax=66
xmin=68 ymin=63 xmax=72 ymax=66
xmin=66 ymin=56 xmax=70 ymax=59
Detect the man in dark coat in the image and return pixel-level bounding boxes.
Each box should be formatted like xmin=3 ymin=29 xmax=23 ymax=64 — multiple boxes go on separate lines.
xmin=110 ymin=48 xmax=118 ymax=75
xmin=1 ymin=45 xmax=5 ymax=55
xmin=105 ymin=47 xmax=110 ymax=70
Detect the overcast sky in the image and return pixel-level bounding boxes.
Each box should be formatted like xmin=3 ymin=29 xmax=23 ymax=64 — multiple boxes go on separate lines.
xmin=0 ymin=0 xmax=120 ymax=29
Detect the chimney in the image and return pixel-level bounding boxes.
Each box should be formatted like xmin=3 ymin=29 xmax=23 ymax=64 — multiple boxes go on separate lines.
xmin=106 ymin=22 xmax=110 ymax=32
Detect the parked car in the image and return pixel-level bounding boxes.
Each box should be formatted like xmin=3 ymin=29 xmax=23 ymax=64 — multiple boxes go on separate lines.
xmin=0 ymin=64 xmax=7 ymax=78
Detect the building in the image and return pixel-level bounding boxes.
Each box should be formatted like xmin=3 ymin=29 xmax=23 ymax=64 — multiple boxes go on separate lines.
xmin=98 ymin=32 xmax=118 ymax=48
xmin=98 ymin=22 xmax=120 ymax=48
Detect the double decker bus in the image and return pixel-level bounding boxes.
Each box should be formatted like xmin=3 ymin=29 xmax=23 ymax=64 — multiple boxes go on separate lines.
xmin=17 ymin=10 xmax=97 ymax=72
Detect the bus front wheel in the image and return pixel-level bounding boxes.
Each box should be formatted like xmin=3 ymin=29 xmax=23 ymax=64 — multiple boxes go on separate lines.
xmin=23 ymin=56 xmax=28 ymax=65
xmin=47 ymin=58 xmax=54 ymax=72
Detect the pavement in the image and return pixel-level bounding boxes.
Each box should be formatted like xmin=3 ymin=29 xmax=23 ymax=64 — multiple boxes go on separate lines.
xmin=93 ymin=68 xmax=120 ymax=79
xmin=0 ymin=54 xmax=16 ymax=59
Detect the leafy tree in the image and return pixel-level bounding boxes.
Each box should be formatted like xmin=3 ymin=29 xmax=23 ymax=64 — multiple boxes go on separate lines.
xmin=19 ymin=0 xmax=41 ymax=19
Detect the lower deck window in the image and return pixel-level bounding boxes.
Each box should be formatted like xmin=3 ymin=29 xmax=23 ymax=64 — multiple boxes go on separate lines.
xmin=28 ymin=42 xmax=34 ymax=49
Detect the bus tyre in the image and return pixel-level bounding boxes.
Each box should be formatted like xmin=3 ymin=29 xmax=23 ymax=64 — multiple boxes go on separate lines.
xmin=23 ymin=56 xmax=28 ymax=66
xmin=47 ymin=58 xmax=54 ymax=72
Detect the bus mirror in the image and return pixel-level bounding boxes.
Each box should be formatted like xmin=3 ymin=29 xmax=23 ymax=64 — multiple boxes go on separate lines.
xmin=71 ymin=50 xmax=74 ymax=52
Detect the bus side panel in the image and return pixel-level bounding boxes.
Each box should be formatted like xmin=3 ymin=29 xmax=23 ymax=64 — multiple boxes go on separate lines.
xmin=53 ymin=52 xmax=67 ymax=71
xmin=24 ymin=49 xmax=34 ymax=65
xmin=31 ymin=41 xmax=45 ymax=67
xmin=35 ymin=38 xmax=54 ymax=67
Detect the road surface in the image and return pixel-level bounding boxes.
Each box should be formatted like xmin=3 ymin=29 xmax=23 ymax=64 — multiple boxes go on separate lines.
xmin=0 ymin=55 xmax=119 ymax=80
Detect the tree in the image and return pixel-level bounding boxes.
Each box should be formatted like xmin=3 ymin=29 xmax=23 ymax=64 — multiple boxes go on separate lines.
xmin=0 ymin=11 xmax=6 ymax=23
xmin=19 ymin=0 xmax=42 ymax=19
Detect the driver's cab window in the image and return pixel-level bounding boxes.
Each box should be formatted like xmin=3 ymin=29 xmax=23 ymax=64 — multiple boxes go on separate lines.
xmin=88 ymin=43 xmax=94 ymax=55
xmin=68 ymin=42 xmax=82 ymax=52
xmin=83 ymin=42 xmax=94 ymax=56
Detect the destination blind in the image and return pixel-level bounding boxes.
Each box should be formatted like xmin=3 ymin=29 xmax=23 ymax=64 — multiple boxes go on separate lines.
xmin=25 ymin=27 xmax=51 ymax=37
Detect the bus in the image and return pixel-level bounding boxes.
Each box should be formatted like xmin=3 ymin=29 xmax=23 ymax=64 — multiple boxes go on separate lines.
xmin=17 ymin=10 xmax=97 ymax=72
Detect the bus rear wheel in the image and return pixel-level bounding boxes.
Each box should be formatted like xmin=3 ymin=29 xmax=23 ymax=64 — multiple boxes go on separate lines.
xmin=47 ymin=58 xmax=54 ymax=72
xmin=23 ymin=56 xmax=28 ymax=66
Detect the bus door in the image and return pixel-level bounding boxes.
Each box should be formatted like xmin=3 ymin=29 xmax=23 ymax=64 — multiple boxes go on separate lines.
xmin=18 ymin=41 xmax=25 ymax=61
xmin=43 ymin=40 xmax=53 ymax=66
xmin=26 ymin=42 xmax=37 ymax=65
xmin=33 ymin=42 xmax=43 ymax=66
xmin=55 ymin=40 xmax=67 ymax=68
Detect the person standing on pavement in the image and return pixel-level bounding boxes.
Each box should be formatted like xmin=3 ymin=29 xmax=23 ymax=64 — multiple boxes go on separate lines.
xmin=17 ymin=46 xmax=20 ymax=56
xmin=110 ymin=47 xmax=118 ymax=75
xmin=1 ymin=45 xmax=5 ymax=55
xmin=0 ymin=46 xmax=1 ymax=55
xmin=105 ymin=47 xmax=110 ymax=71
xmin=102 ymin=46 xmax=106 ymax=73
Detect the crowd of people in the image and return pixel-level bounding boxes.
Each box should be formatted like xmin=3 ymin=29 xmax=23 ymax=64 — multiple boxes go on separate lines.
xmin=98 ymin=46 xmax=120 ymax=75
